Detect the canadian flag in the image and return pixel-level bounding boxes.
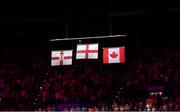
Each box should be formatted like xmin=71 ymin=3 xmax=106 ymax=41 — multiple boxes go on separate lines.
xmin=103 ymin=47 xmax=125 ymax=64
xmin=51 ymin=50 xmax=73 ymax=66
xmin=76 ymin=43 xmax=98 ymax=59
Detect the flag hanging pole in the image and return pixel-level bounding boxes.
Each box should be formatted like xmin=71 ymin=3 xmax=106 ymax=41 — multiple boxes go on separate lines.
xmin=65 ymin=0 xmax=69 ymax=39
xmin=49 ymin=34 xmax=126 ymax=42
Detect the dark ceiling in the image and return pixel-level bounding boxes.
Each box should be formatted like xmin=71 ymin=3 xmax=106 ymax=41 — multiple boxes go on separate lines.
xmin=0 ymin=0 xmax=180 ymax=48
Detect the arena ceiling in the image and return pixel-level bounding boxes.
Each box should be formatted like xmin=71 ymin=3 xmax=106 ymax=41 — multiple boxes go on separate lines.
xmin=0 ymin=0 xmax=180 ymax=48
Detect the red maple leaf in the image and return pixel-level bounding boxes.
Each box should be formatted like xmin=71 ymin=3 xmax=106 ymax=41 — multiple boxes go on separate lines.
xmin=110 ymin=51 xmax=118 ymax=58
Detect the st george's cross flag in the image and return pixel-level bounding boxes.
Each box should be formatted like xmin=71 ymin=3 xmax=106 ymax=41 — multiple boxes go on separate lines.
xmin=76 ymin=43 xmax=98 ymax=59
xmin=103 ymin=46 xmax=125 ymax=64
xmin=51 ymin=50 xmax=73 ymax=66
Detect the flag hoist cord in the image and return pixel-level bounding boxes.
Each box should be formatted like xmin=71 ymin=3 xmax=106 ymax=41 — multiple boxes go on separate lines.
xmin=49 ymin=0 xmax=126 ymax=42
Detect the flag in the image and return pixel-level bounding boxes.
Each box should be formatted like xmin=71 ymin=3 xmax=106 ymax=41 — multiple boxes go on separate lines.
xmin=103 ymin=46 xmax=125 ymax=64
xmin=76 ymin=43 xmax=98 ymax=59
xmin=51 ymin=50 xmax=73 ymax=66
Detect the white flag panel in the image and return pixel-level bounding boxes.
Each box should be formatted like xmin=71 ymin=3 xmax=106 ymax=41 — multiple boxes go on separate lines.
xmin=76 ymin=43 xmax=98 ymax=59
xmin=51 ymin=50 xmax=73 ymax=66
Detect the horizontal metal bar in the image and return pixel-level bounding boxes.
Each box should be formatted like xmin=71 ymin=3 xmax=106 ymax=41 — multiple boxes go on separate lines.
xmin=49 ymin=34 xmax=126 ymax=42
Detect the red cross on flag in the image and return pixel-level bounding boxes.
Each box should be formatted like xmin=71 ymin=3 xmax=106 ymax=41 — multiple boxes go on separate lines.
xmin=76 ymin=43 xmax=98 ymax=59
xmin=103 ymin=46 xmax=125 ymax=64
xmin=51 ymin=50 xmax=73 ymax=66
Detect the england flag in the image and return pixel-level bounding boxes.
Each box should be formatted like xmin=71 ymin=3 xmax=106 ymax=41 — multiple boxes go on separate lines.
xmin=76 ymin=43 xmax=98 ymax=59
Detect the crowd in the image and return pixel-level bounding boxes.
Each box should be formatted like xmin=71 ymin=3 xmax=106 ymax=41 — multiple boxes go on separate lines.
xmin=0 ymin=49 xmax=46 ymax=110
xmin=0 ymin=47 xmax=180 ymax=111
xmin=110 ymin=48 xmax=180 ymax=111
xmin=35 ymin=60 xmax=123 ymax=111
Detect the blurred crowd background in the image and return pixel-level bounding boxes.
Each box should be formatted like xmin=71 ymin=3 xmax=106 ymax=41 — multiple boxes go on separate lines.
xmin=0 ymin=47 xmax=180 ymax=111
